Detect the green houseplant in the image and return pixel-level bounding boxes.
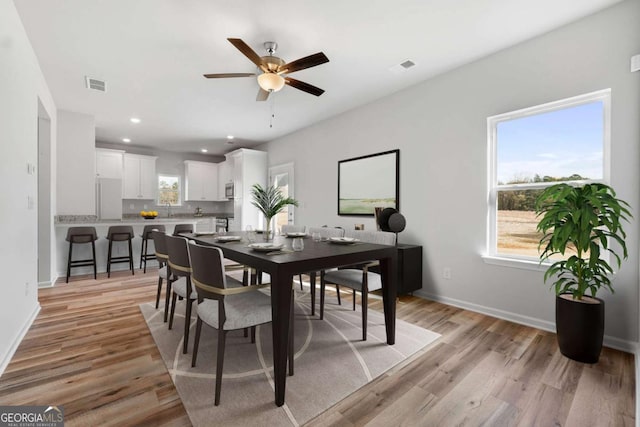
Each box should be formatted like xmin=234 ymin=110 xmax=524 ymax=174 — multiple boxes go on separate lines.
xmin=250 ymin=184 xmax=299 ymax=240
xmin=535 ymin=182 xmax=631 ymax=363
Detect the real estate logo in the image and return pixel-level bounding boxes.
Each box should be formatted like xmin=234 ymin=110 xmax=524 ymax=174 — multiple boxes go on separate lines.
xmin=0 ymin=406 xmax=64 ymax=427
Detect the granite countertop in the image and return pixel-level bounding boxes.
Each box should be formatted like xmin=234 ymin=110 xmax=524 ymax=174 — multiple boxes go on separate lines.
xmin=55 ymin=213 xmax=234 ymax=225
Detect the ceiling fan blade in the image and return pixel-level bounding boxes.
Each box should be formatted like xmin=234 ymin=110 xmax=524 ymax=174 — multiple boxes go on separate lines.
xmin=227 ymin=38 xmax=265 ymax=70
xmin=203 ymin=73 xmax=255 ymax=78
xmin=278 ymin=52 xmax=329 ymax=74
xmin=256 ymin=88 xmax=270 ymax=102
xmin=284 ymin=77 xmax=325 ymax=96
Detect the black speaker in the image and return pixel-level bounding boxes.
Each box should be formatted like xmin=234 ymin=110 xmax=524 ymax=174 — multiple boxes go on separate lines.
xmin=378 ymin=208 xmax=406 ymax=233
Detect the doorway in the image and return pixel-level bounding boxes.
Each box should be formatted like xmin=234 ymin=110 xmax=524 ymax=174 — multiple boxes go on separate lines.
xmin=268 ymin=163 xmax=295 ymax=231
xmin=37 ymin=99 xmax=52 ymax=286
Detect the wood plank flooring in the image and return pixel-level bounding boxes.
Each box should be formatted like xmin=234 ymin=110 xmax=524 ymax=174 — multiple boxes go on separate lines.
xmin=0 ymin=270 xmax=634 ymax=426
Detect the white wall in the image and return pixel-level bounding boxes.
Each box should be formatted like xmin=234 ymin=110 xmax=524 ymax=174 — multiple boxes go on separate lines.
xmin=260 ymin=0 xmax=640 ymax=346
xmin=0 ymin=2 xmax=57 ymax=372
xmin=57 ymin=110 xmax=95 ymax=215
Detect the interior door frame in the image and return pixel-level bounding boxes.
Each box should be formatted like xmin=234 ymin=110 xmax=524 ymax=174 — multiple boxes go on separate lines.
xmin=268 ymin=162 xmax=295 ymax=225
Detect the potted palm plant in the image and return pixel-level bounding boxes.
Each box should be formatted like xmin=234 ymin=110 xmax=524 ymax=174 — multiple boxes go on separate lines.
xmin=535 ymin=183 xmax=631 ymax=363
xmin=250 ymin=184 xmax=299 ymax=240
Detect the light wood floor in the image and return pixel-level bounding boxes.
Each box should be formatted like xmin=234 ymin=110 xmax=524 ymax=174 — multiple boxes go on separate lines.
xmin=0 ymin=270 xmax=634 ymax=426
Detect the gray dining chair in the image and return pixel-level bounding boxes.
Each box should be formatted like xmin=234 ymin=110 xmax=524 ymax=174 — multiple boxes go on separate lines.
xmin=188 ymin=241 xmax=293 ymax=405
xmin=306 ymin=227 xmax=345 ymax=311
xmin=320 ymin=230 xmax=396 ymax=341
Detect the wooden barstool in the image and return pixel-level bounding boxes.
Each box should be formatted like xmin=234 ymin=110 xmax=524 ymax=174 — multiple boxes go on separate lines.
xmin=65 ymin=226 xmax=98 ymax=283
xmin=106 ymin=225 xmax=135 ymax=278
xmin=140 ymin=224 xmax=165 ymax=273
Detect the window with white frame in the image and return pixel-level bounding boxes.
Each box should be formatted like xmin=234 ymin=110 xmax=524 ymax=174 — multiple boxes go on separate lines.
xmin=487 ymin=89 xmax=610 ymax=262
xmin=158 ymin=175 xmax=181 ymax=206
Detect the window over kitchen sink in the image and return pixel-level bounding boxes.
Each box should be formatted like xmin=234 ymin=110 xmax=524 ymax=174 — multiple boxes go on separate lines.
xmin=158 ymin=175 xmax=181 ymax=206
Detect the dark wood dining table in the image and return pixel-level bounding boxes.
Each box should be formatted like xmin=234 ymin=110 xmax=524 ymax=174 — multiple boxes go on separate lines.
xmin=189 ymin=232 xmax=398 ymax=407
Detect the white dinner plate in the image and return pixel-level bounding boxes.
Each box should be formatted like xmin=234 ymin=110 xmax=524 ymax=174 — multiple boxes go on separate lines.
xmin=328 ymin=237 xmax=360 ymax=244
xmin=215 ymin=235 xmax=242 ymax=242
xmin=248 ymin=243 xmax=284 ymax=252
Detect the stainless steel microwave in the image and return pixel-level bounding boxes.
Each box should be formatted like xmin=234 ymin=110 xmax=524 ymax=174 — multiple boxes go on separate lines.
xmin=224 ymin=183 xmax=234 ymax=199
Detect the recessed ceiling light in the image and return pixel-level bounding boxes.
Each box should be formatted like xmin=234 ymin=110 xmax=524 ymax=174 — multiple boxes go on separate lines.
xmin=122 ymin=138 xmax=131 ymax=143
xmin=227 ymin=135 xmax=234 ymax=140
xmin=201 ymin=149 xmax=208 ymax=153
xmin=130 ymin=117 xmax=141 ymax=124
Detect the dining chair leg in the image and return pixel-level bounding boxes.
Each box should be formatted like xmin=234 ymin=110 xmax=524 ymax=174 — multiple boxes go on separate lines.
xmin=191 ymin=317 xmax=203 ymax=367
xmin=214 ymin=329 xmax=227 ymax=406
xmin=244 ymin=328 xmax=248 ymax=338
xmin=183 ymin=298 xmax=193 ymax=354
xmin=299 ymin=274 xmax=303 ymax=291
xmin=250 ymin=326 xmax=256 ymax=344
xmin=353 ymin=289 xmax=356 ymax=311
xmin=169 ymin=292 xmax=177 ymax=329
xmin=336 ymin=285 xmax=341 ymax=305
xmin=155 ymin=277 xmax=163 ymax=309
xmin=362 ymin=289 xmax=368 ymax=341
xmin=164 ymin=279 xmax=172 ymax=323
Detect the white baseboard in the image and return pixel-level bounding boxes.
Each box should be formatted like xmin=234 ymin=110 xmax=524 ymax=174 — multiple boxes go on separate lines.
xmin=414 ymin=290 xmax=637 ymax=354
xmin=0 ymin=303 xmax=41 ymax=377
xmin=635 ymin=345 xmax=639 ymax=427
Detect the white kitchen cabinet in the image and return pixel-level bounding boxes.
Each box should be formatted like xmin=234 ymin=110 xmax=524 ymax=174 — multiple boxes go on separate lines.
xmin=227 ymin=149 xmax=267 ymax=230
xmin=184 ymin=161 xmax=218 ymax=201
xmin=217 ymin=160 xmax=233 ymax=201
xmin=123 ymin=154 xmax=157 ymax=199
xmin=96 ymin=148 xmax=124 ymax=179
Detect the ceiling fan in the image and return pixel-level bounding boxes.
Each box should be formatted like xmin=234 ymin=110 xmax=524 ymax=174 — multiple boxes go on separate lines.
xmin=204 ymin=38 xmax=329 ymax=101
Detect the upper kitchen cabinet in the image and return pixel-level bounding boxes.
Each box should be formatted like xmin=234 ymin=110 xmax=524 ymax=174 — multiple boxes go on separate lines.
xmin=217 ymin=160 xmax=233 ymax=201
xmin=123 ymin=154 xmax=157 ymax=199
xmin=95 ymin=148 xmax=124 ymax=179
xmin=184 ymin=160 xmax=218 ymax=201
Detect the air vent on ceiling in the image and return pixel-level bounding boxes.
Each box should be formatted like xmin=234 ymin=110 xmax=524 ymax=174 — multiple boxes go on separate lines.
xmin=400 ymin=60 xmax=416 ymax=69
xmin=389 ymin=59 xmax=417 ymax=74
xmin=85 ymin=76 xmax=107 ymax=92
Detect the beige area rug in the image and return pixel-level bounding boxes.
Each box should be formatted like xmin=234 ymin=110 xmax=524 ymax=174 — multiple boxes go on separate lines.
xmin=140 ymin=284 xmax=440 ymax=427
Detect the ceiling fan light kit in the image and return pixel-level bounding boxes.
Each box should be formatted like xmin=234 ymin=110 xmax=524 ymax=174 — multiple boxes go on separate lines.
xmin=257 ymin=72 xmax=285 ymax=92
xmin=204 ymin=38 xmax=329 ymax=101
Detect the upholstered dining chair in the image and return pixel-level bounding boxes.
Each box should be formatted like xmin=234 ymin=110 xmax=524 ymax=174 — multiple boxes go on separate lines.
xmin=165 ymin=235 xmax=196 ymax=354
xmin=151 ymin=230 xmax=170 ymax=321
xmin=188 ymin=241 xmax=293 ymax=406
xmin=306 ymin=227 xmax=345 ymax=311
xmin=320 ymin=230 xmax=396 ymax=341
xmin=280 ymin=224 xmax=307 ymax=289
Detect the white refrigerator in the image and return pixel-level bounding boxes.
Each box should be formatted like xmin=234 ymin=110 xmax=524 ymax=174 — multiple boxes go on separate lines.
xmin=96 ymin=178 xmax=123 ymax=220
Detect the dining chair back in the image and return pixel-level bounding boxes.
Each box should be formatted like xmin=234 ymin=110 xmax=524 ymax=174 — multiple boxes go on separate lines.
xmin=151 ymin=230 xmax=170 ymax=316
xmin=165 ymin=234 xmax=196 ymax=354
xmin=281 ymin=224 xmax=306 ymax=234
xmin=308 ymin=226 xmax=345 ymax=239
xmin=188 ymin=241 xmax=278 ymax=405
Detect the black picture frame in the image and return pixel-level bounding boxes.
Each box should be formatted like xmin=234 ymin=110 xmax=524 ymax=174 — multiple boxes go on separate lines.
xmin=338 ymin=149 xmax=399 ymax=216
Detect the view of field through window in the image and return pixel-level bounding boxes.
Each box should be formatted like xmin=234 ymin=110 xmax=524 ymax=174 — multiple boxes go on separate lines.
xmin=495 ymin=99 xmax=604 ymax=258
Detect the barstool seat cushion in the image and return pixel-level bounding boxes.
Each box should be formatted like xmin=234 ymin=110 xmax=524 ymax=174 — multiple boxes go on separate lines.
xmin=66 ymin=227 xmax=98 ymax=243
xmin=171 ymin=277 xmax=196 ymax=300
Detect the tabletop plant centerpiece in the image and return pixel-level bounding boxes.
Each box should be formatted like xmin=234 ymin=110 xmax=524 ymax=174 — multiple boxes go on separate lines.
xmin=535 ymin=182 xmax=631 ymax=363
xmin=250 ymin=184 xmax=299 ymax=240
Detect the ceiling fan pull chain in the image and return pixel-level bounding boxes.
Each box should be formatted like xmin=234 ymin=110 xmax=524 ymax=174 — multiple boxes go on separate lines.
xmin=270 ymin=95 xmax=276 ymax=128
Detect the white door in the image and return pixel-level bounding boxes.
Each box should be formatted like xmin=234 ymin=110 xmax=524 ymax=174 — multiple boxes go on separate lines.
xmin=268 ymin=163 xmax=295 ymax=230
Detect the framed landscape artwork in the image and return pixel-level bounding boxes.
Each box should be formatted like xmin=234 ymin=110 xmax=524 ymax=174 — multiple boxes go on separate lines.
xmin=338 ymin=149 xmax=399 ymax=216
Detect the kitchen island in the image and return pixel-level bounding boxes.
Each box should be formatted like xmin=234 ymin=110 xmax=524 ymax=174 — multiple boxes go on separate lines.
xmin=54 ymin=216 xmax=232 ymax=280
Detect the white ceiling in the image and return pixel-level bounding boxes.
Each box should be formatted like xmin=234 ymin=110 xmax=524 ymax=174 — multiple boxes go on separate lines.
xmin=15 ymin=0 xmax=621 ymax=156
